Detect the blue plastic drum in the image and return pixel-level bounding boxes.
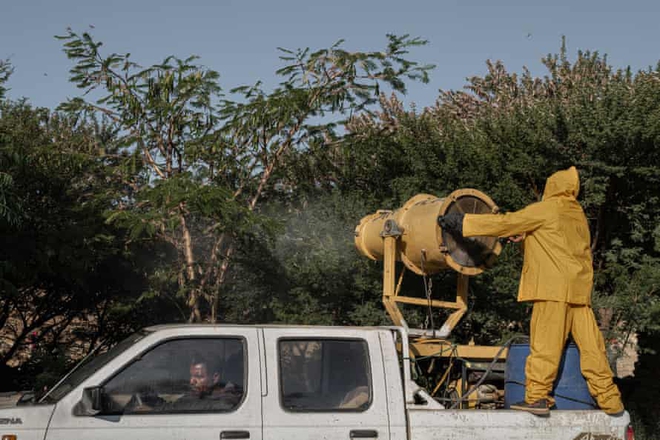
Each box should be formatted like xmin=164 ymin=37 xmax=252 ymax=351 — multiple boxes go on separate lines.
xmin=504 ymin=343 xmax=597 ymax=410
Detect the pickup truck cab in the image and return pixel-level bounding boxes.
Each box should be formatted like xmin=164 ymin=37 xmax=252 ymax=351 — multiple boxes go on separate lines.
xmin=0 ymin=324 xmax=632 ymax=440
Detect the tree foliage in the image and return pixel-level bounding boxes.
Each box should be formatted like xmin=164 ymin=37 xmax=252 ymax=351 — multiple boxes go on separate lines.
xmin=0 ymin=99 xmax=173 ymax=388
xmin=0 ymin=59 xmax=18 ymax=226
xmin=57 ymin=29 xmax=433 ymax=322
xmin=0 ymin=59 xmax=11 ymax=101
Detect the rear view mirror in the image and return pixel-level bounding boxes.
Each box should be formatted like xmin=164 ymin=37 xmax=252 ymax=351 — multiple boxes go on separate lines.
xmin=73 ymin=386 xmax=105 ymax=416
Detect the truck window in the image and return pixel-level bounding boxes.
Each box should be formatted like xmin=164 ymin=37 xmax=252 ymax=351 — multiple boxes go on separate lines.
xmin=100 ymin=337 xmax=245 ymax=414
xmin=278 ymin=339 xmax=372 ymax=412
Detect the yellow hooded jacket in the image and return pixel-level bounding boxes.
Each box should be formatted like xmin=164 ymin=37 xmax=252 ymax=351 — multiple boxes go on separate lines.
xmin=463 ymin=167 xmax=593 ymax=305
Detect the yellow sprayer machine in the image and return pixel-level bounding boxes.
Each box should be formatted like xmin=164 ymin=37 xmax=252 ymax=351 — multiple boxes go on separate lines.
xmin=355 ymin=188 xmax=611 ymax=413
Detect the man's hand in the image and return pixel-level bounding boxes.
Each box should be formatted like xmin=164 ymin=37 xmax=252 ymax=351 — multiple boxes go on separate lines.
xmin=437 ymin=213 xmax=465 ymax=235
xmin=508 ymin=234 xmax=525 ymax=243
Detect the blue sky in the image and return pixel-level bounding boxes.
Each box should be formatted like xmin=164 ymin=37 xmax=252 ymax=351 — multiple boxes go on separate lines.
xmin=2 ymin=0 xmax=658 ymax=110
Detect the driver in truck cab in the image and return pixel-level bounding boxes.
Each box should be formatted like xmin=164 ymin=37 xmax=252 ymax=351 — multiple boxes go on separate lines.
xmin=438 ymin=166 xmax=624 ymax=417
xmin=173 ymin=353 xmax=242 ymax=411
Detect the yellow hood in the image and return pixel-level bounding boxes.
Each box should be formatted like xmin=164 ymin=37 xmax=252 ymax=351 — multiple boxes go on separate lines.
xmin=542 ymin=166 xmax=580 ymax=200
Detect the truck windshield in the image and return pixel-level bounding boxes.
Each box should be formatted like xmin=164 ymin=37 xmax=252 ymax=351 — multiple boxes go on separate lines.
xmin=40 ymin=330 xmax=150 ymax=403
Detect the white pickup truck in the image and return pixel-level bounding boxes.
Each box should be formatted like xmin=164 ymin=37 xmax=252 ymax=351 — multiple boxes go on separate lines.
xmin=0 ymin=324 xmax=631 ymax=440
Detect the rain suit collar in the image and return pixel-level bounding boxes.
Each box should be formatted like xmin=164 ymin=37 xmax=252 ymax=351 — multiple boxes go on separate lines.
xmin=542 ymin=166 xmax=580 ymax=201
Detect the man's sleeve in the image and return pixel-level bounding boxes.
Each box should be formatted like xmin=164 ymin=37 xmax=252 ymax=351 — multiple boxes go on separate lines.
xmin=463 ymin=201 xmax=547 ymax=238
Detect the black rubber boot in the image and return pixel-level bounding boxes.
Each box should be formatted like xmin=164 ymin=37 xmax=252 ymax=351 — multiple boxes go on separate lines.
xmin=510 ymin=399 xmax=551 ymax=416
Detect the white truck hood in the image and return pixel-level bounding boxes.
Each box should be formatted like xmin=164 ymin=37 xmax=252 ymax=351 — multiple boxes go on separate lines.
xmin=0 ymin=404 xmax=56 ymax=440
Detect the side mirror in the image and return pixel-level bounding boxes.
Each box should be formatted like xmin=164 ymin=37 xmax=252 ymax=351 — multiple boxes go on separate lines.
xmin=73 ymin=386 xmax=105 ymax=416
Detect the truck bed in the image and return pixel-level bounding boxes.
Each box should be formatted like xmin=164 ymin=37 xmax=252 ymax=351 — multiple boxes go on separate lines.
xmin=408 ymin=407 xmax=630 ymax=440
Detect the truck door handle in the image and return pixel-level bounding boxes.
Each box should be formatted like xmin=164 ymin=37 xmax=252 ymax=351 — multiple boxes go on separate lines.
xmin=220 ymin=431 xmax=250 ymax=439
xmin=350 ymin=430 xmax=378 ymax=438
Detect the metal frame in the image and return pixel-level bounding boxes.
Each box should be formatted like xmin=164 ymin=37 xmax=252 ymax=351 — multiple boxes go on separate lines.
xmin=380 ymin=220 xmax=508 ymax=361
xmin=380 ymin=226 xmax=468 ymax=339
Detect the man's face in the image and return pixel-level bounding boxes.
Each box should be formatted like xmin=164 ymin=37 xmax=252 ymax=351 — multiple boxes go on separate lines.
xmin=189 ymin=363 xmax=216 ymax=397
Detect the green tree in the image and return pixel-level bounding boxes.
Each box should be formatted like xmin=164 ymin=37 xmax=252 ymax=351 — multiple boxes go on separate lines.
xmin=0 ymin=59 xmax=11 ymax=101
xmin=0 ymin=99 xmax=168 ymax=389
xmin=0 ymin=59 xmax=19 ymax=226
xmin=58 ymin=29 xmax=433 ymax=322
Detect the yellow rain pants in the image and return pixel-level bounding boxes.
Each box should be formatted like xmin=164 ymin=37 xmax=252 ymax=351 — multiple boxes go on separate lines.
xmin=527 ymin=301 xmax=623 ymax=414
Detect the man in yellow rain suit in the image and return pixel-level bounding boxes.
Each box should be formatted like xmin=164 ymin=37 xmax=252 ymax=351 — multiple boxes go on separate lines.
xmin=439 ymin=166 xmax=624 ymax=416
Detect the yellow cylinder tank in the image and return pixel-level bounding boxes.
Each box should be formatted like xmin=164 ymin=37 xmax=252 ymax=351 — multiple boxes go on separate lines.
xmin=355 ymin=189 xmax=502 ymax=276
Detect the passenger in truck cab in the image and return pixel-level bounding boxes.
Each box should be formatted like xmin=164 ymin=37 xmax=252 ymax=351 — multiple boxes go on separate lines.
xmin=338 ymin=344 xmax=371 ymax=410
xmin=339 ymin=385 xmax=369 ymax=409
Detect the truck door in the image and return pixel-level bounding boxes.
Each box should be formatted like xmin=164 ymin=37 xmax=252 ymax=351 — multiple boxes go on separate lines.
xmin=46 ymin=327 xmax=262 ymax=440
xmin=262 ymin=327 xmax=391 ymax=440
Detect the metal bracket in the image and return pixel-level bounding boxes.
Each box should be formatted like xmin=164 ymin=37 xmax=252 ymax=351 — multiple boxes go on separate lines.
xmin=381 ymin=219 xmax=403 ymax=237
